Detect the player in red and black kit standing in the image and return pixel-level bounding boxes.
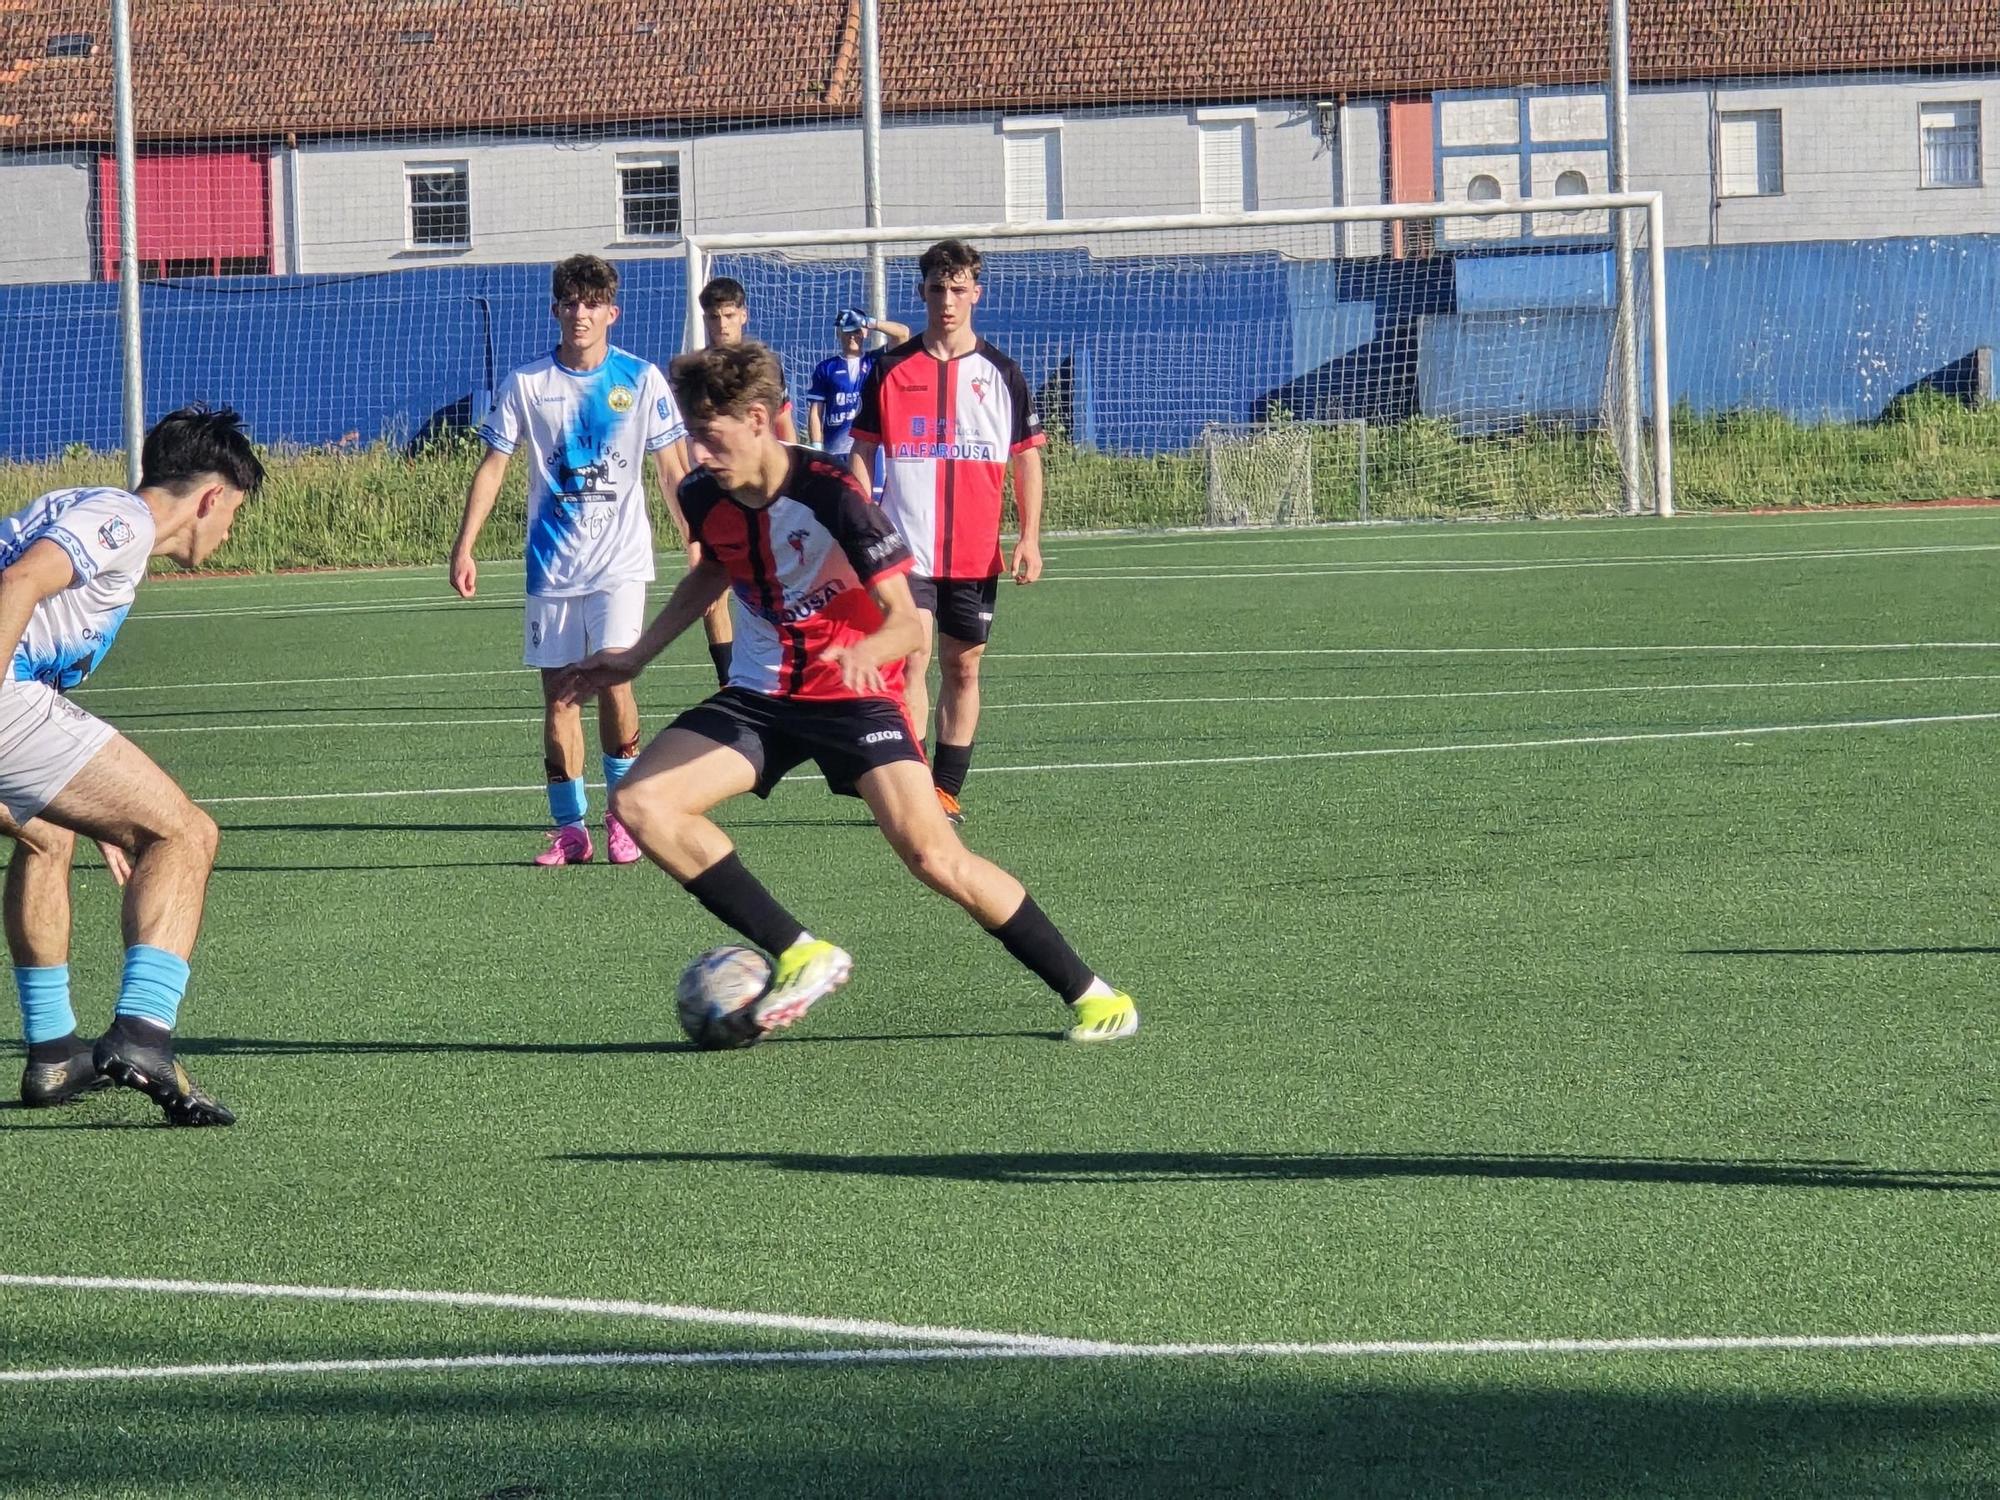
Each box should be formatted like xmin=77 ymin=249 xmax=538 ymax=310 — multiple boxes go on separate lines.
xmin=847 ymin=239 xmax=1043 ymax=827
xmin=560 ymin=342 xmax=1138 ymax=1043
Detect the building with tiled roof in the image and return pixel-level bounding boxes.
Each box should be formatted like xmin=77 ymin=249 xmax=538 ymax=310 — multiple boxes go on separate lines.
xmin=1 ymin=0 xmax=1996 ymax=281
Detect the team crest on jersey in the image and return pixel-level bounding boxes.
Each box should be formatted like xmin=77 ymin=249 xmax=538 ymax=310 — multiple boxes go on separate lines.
xmin=969 ymin=377 xmax=990 ymax=404
xmin=608 ymin=385 xmax=637 ymax=414
xmin=96 ymin=516 xmax=135 ymax=550
xmin=785 ymin=528 xmax=811 ymax=565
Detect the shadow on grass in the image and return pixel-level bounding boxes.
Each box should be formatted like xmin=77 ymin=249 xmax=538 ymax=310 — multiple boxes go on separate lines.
xmin=168 ymin=1029 xmax=1049 ymax=1060
xmin=0 ymin=1363 xmax=1993 ymax=1497
xmin=1688 ymin=946 xmax=2000 ymax=957
xmin=552 ymin=1148 xmax=2000 ymax=1193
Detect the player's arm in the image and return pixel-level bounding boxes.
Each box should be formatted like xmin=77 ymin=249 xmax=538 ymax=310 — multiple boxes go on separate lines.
xmin=649 ymin=443 xmax=691 ymax=545
xmin=451 ymin=446 xmax=510 ymax=598
xmin=825 ymin=569 xmax=925 ymax=696
xmin=556 ymin=552 xmax=730 ymax=705
xmin=1009 ymin=445 xmax=1045 ymax=585
xmin=869 ymin=316 xmax=912 ymax=343
xmin=0 ymin=539 xmax=76 ymax=673
xmin=808 ymin=401 xmax=825 ymax=448
xmin=846 ymin=437 xmax=879 ymax=493
xmin=775 ymin=401 xmax=799 ymax=444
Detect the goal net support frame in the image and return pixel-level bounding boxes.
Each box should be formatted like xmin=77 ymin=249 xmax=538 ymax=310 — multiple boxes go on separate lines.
xmin=686 ymin=194 xmax=1674 ymax=521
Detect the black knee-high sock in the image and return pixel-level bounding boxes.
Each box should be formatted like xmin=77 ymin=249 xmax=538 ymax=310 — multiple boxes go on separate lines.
xmin=708 ymin=641 xmax=733 ymax=688
xmin=985 ymin=894 xmax=1094 ymax=1003
xmin=932 ymin=741 xmax=974 ymax=797
xmin=680 ymin=852 xmax=807 ymax=955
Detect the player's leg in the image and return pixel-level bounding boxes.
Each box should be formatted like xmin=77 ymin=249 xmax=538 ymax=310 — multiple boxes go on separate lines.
xmin=929 ymin=580 xmax=996 ymax=826
xmin=611 ymin=708 xmax=848 ymax=1034
xmin=0 ymin=813 xmax=103 ymax=1106
xmin=527 ymin=595 xmax=598 ymax=864
xmin=587 ymin=584 xmax=648 ymax=865
xmin=855 ymin=758 xmax=1137 ymax=1042
xmin=34 ymin=734 xmax=235 ymax=1123
xmin=901 ymin=596 xmax=938 ymax=753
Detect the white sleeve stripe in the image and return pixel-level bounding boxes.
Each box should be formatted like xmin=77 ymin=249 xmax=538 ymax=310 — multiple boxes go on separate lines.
xmin=43 ymin=528 xmax=97 ymax=584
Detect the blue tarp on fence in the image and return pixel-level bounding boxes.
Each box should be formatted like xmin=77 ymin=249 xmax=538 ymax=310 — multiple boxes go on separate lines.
xmin=3 ymin=234 xmax=1996 ymax=461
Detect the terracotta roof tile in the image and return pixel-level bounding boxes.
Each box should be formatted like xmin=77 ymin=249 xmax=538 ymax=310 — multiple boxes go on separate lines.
xmin=2 ymin=0 xmax=1995 ymax=147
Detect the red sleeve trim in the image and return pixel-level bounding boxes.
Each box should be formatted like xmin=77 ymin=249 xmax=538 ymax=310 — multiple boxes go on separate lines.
xmin=861 ymin=554 xmax=915 ymax=587
xmin=1009 ymin=433 xmax=1048 ymax=456
xmin=850 ymin=425 xmax=883 ymax=445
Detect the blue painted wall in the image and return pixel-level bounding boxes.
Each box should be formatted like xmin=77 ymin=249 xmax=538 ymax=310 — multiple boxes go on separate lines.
xmin=3 ymin=235 xmax=1997 ymax=463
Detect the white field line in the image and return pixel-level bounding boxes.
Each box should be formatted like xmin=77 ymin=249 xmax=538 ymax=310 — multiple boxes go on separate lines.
xmin=974 ymin=712 xmax=2000 ymax=776
xmin=0 ymin=1273 xmax=1085 ymax=1351
xmin=65 ymin=643 xmax=2000 ymax=704
xmin=122 ymin=543 xmax=2000 ymax=620
xmin=4 ymin=1334 xmax=1997 ymax=1387
xmin=182 ymin=710 xmax=2000 ymax=807
xmin=111 ymin=675 xmax=2000 ymax=739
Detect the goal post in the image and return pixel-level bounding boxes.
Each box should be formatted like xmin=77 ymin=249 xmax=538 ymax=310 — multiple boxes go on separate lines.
xmin=685 ymin=194 xmax=1674 ymax=530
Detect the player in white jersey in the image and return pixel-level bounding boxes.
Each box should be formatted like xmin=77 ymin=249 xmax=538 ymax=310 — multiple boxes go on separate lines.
xmin=1 ymin=406 xmax=263 ymax=1122
xmin=451 ymin=254 xmax=689 ymax=867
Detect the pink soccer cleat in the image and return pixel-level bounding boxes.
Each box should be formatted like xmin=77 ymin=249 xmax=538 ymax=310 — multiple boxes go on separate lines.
xmin=605 ymin=814 xmax=643 ymax=866
xmin=534 ymin=823 xmax=593 ymax=866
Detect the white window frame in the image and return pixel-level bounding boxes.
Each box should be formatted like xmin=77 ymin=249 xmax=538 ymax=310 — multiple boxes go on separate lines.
xmin=1196 ymin=107 xmax=1259 ymax=214
xmin=1919 ymin=101 xmax=1983 ymax=189
xmin=404 ymin=160 xmax=470 ymax=250
xmin=616 ymin=149 xmax=687 ymax=241
xmin=1000 ymin=116 xmax=1064 ymax=223
xmin=1716 ymin=109 xmax=1783 ymax=198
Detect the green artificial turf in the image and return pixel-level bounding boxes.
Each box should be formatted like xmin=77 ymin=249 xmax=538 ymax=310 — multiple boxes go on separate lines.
xmin=2 ymin=509 xmax=1996 ymax=1496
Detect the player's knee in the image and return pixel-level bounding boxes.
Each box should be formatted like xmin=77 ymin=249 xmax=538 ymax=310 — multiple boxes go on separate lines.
xmin=183 ymin=805 xmax=221 ymax=866
xmin=942 ymin=651 xmax=983 ymax=690
xmin=897 ymin=832 xmax=969 ymax=898
xmin=15 ymin=820 xmax=75 ymax=863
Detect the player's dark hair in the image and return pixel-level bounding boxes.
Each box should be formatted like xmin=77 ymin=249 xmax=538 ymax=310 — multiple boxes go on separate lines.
xmin=139 ymin=405 xmax=265 ymax=495
xmin=918 ymin=238 xmax=982 ymax=284
xmin=698 ymin=276 xmax=748 ymax=312
xmin=670 ymin=342 xmax=786 ymax=423
xmin=552 ymin=254 xmax=619 ymax=305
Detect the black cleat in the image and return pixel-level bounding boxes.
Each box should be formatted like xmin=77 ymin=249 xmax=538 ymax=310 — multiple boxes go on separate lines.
xmin=19 ymin=1037 xmax=111 ymax=1108
xmin=94 ymin=1025 xmax=235 ymax=1127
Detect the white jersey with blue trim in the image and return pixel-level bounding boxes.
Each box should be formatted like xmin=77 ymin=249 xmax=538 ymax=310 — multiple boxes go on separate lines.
xmin=478 ymin=346 xmax=686 ymax=598
xmin=0 ymin=487 xmax=155 ymax=691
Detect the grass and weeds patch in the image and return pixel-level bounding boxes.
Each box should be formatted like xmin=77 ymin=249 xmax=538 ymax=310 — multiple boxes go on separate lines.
xmin=3 ymin=395 xmax=1997 ymax=573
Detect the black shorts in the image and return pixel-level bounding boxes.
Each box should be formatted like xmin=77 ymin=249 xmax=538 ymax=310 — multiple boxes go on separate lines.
xmin=671 ymin=687 xmax=926 ymax=799
xmin=908 ymin=575 xmax=999 ymax=646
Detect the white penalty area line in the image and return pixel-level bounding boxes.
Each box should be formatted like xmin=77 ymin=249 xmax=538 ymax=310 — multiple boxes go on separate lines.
xmin=183 ymin=710 xmax=2000 ymax=807
xmin=67 ymin=642 xmax=2000 ymax=703
xmin=0 ymin=1275 xmax=1992 ymax=1386
xmin=110 ymin=674 xmax=2000 ymax=738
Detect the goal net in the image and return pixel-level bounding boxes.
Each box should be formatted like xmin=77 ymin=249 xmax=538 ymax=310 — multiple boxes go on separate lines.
xmin=690 ymin=200 xmax=1671 ymax=533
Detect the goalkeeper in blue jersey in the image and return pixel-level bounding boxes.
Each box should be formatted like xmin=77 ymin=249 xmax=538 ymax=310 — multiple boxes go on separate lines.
xmin=808 ymin=307 xmax=910 ymax=469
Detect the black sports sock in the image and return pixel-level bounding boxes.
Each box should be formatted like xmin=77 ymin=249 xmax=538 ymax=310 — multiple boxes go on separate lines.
xmin=681 ymin=852 xmax=807 ymax=955
xmin=986 ymin=894 xmax=1094 ymax=1003
xmin=709 ymin=641 xmax=733 ymax=688
xmin=932 ymin=741 xmax=974 ymax=798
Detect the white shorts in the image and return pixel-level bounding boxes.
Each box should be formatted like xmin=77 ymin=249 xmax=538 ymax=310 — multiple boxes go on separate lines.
xmin=523 ymin=583 xmax=648 ymax=669
xmin=0 ymin=678 xmax=117 ymax=826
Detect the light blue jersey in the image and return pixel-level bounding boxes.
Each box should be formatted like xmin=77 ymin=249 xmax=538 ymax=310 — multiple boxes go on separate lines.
xmin=478 ymin=346 xmax=686 ymax=598
xmin=0 ymin=487 xmax=154 ymax=690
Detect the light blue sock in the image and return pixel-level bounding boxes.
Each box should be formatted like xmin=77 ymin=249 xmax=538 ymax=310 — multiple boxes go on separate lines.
xmin=15 ymin=965 xmax=76 ymax=1046
xmin=603 ymin=755 xmax=636 ymax=799
xmin=114 ymin=945 xmax=190 ymax=1032
xmin=548 ymin=777 xmax=588 ymax=827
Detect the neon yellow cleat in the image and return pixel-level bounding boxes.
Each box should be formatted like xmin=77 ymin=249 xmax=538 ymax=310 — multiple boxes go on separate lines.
xmin=749 ymin=938 xmax=853 ymax=1035
xmin=1064 ymin=990 xmax=1139 ymax=1043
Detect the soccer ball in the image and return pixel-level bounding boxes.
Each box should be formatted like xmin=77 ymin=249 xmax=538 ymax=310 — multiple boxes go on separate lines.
xmin=675 ymin=946 xmax=771 ymax=1050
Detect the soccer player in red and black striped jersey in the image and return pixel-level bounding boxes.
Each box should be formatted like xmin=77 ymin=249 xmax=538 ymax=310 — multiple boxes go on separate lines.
xmin=559 ymin=342 xmax=1138 ymax=1043
xmin=848 ymin=239 xmax=1044 ymax=828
